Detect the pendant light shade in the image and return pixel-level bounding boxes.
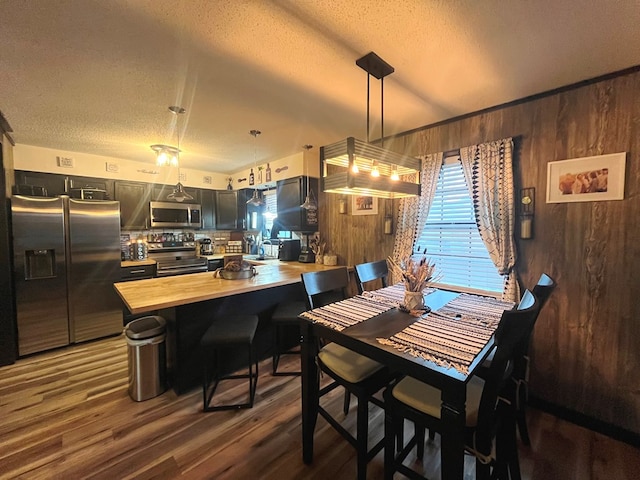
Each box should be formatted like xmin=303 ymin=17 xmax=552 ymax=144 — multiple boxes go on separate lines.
xmin=300 ymin=144 xmax=317 ymax=210
xmin=321 ymin=52 xmax=421 ymax=199
xmin=153 ymin=105 xmax=193 ymax=202
xmin=166 ymin=181 xmax=192 ymax=202
xmin=151 ymin=144 xmax=180 ymax=167
xmin=246 ymin=129 xmax=264 ymax=206
xmin=322 ymin=137 xmax=420 ymax=198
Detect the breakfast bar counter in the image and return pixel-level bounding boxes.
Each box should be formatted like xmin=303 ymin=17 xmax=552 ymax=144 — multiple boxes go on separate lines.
xmin=114 ymin=260 xmax=339 ymax=315
xmin=114 ymin=260 xmax=343 ymax=394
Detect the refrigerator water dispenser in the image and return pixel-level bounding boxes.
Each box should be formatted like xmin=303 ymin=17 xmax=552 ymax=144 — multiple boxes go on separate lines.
xmin=25 ymin=249 xmax=56 ymax=279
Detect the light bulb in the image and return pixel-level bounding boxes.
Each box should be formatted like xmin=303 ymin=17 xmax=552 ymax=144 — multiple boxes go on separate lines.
xmin=351 ymin=162 xmax=359 ymax=174
xmin=157 ymin=151 xmax=168 ymax=166
xmin=371 ymin=165 xmax=380 ymax=177
xmin=170 ymin=154 xmax=179 ymax=167
xmin=390 ymin=165 xmax=400 ymax=181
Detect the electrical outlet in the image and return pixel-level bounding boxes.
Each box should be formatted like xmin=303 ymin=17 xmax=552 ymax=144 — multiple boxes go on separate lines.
xmin=105 ymin=162 xmax=119 ymax=173
xmin=179 ymin=172 xmax=186 ymax=181
xmin=56 ymin=156 xmax=74 ymax=168
xmin=203 ymin=175 xmax=212 ymax=184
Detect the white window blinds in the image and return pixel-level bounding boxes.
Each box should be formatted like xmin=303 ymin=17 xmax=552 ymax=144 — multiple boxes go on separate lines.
xmin=414 ymin=158 xmax=504 ymax=294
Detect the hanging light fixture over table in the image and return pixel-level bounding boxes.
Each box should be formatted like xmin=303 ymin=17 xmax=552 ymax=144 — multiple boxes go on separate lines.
xmin=246 ymin=129 xmax=264 ymax=206
xmin=321 ymin=52 xmax=421 ymax=199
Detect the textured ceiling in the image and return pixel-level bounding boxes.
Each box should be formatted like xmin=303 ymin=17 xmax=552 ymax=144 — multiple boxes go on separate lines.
xmin=1 ymin=0 xmax=639 ymax=174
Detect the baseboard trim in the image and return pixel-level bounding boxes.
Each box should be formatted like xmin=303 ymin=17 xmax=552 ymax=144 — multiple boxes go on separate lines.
xmin=529 ymin=394 xmax=640 ymax=448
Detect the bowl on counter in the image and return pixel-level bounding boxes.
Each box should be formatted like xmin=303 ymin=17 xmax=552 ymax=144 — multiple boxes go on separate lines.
xmin=217 ymin=266 xmax=257 ymax=280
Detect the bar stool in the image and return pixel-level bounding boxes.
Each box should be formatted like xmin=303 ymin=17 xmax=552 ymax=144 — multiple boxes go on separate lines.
xmin=201 ymin=314 xmax=259 ymax=411
xmin=271 ymin=299 xmax=306 ymax=376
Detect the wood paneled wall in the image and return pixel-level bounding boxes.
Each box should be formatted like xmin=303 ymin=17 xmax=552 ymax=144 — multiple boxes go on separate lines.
xmin=318 ymin=69 xmax=640 ymax=436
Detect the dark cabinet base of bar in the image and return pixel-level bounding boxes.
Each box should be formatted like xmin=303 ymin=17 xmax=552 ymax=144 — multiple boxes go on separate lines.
xmin=164 ymin=283 xmax=304 ymax=395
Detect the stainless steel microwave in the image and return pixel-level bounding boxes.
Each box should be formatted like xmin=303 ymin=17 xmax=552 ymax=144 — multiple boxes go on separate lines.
xmin=149 ymin=201 xmax=201 ymax=228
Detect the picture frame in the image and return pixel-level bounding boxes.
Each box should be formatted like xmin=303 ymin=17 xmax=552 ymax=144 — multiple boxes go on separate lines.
xmin=351 ymin=195 xmax=378 ymax=215
xmin=546 ymin=152 xmax=626 ymax=203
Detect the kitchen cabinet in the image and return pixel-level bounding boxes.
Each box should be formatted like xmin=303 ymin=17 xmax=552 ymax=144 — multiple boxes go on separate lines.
xmin=200 ymin=189 xmax=216 ymax=230
xmin=67 ymin=175 xmax=115 ymax=199
xmin=13 ymin=171 xmax=114 ymax=198
xmin=276 ymin=176 xmax=318 ymax=232
xmin=151 ymin=183 xmax=200 ymax=204
xmin=115 ymin=181 xmax=151 ymax=229
xmin=215 ymin=190 xmax=246 ymax=230
xmin=121 ymin=263 xmax=156 ymax=281
xmin=14 ymin=171 xmax=66 ymax=196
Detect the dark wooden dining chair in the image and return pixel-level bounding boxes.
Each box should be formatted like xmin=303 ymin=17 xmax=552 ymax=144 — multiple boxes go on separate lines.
xmin=514 ymin=272 xmax=557 ymax=444
xmin=476 ymin=273 xmax=556 ymax=446
xmin=301 ymin=267 xmax=394 ymax=480
xmin=354 ymin=259 xmax=389 ymax=294
xmin=383 ymin=290 xmax=540 ymax=480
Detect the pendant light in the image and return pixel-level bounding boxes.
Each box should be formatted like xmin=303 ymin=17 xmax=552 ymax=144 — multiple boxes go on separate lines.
xmin=246 ymin=129 xmax=264 ymax=206
xmin=164 ymin=106 xmax=194 ymax=202
xmin=321 ymin=52 xmax=421 ymax=199
xmin=300 ymin=144 xmax=317 ymax=210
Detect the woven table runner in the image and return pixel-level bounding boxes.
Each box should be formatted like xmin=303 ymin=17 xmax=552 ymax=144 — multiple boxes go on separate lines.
xmin=300 ymin=283 xmax=437 ymax=331
xmin=361 ymin=283 xmax=436 ymax=306
xmin=377 ymin=294 xmax=515 ymax=374
xmin=299 ymin=295 xmax=395 ymax=331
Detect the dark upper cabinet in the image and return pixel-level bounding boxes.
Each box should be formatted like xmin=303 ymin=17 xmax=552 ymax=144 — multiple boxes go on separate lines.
xmin=67 ymin=176 xmax=115 ymax=199
xmin=276 ymin=176 xmax=318 ymax=232
xmin=14 ymin=171 xmax=66 ymax=196
xmin=151 ymin=183 xmax=200 ymax=204
xmin=201 ymin=189 xmax=216 ymax=230
xmin=114 ymin=181 xmax=151 ymax=229
xmin=13 ymin=171 xmax=114 ymax=198
xmin=215 ymin=190 xmax=246 ymax=230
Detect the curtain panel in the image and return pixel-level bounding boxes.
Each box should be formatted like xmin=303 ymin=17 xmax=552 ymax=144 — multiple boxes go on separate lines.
xmin=459 ymin=138 xmax=519 ymax=302
xmin=390 ymin=152 xmax=442 ymax=284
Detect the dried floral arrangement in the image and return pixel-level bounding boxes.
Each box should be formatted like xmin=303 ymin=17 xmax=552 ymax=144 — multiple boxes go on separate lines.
xmin=387 ymin=254 xmax=438 ymax=292
xmin=309 ymin=235 xmax=326 ymax=257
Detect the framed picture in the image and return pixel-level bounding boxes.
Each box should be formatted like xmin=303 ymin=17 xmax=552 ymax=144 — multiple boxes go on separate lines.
xmin=351 ymin=195 xmax=378 ymax=215
xmin=546 ymin=152 xmax=626 ymax=203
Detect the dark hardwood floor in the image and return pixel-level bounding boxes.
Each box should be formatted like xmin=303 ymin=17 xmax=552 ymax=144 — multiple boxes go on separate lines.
xmin=0 ymin=335 xmax=638 ymax=479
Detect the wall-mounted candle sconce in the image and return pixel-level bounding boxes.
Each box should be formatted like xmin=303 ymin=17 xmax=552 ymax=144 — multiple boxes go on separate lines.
xmin=520 ymin=187 xmax=535 ymax=239
xmin=338 ymin=197 xmax=347 ymax=214
xmin=384 ymin=199 xmax=394 ymax=235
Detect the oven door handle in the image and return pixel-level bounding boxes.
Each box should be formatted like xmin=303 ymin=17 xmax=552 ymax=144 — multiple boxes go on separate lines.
xmin=156 ymin=264 xmax=208 ymax=276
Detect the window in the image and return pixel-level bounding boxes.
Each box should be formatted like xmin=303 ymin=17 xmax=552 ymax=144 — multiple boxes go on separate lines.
xmin=414 ymin=158 xmax=504 ymax=295
xmin=263 ymin=189 xmax=277 ymax=234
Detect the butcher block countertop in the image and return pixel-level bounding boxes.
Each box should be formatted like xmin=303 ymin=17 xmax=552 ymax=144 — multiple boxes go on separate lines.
xmin=121 ymin=259 xmax=157 ymax=268
xmin=114 ymin=260 xmax=341 ymax=314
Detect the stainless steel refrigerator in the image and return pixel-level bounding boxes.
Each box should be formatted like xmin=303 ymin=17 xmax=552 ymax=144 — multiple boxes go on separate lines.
xmin=12 ymin=195 xmax=123 ymax=356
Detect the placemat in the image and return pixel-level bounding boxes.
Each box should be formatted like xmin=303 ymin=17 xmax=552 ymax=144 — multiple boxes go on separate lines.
xmin=377 ymin=294 xmax=515 ymax=374
xmin=299 ymin=295 xmax=395 ymax=331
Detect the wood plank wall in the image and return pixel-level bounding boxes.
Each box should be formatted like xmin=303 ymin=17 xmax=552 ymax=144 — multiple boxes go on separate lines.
xmin=318 ymin=69 xmax=640 ymax=436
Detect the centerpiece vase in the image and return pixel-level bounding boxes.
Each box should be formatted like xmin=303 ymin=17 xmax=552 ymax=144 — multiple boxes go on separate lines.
xmin=403 ymin=291 xmax=425 ymax=310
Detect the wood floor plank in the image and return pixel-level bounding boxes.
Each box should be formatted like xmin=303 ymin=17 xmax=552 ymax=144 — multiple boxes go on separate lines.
xmin=0 ymin=334 xmax=638 ymax=479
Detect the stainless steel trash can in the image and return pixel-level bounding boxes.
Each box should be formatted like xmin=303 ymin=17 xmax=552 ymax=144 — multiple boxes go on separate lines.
xmin=125 ymin=315 xmax=167 ymax=401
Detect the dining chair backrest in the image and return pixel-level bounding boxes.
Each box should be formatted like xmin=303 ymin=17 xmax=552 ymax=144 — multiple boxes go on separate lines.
xmin=473 ymin=290 xmax=540 ymax=459
xmin=516 ymin=289 xmax=536 ymax=310
xmin=353 ymin=260 xmax=389 ymax=294
xmin=532 ymin=273 xmax=556 ymax=310
xmin=300 ymin=267 xmax=350 ymax=310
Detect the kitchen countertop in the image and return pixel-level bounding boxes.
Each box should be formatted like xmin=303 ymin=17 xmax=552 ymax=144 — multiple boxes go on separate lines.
xmin=121 ymin=259 xmax=156 ymax=268
xmin=113 ymin=260 xmax=341 ymax=314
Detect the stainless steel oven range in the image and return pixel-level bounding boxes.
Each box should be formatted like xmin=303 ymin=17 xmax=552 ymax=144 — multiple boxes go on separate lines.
xmin=147 ymin=241 xmax=208 ymax=277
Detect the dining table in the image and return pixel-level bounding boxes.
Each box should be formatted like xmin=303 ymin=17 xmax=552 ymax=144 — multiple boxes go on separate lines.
xmin=298 ymin=283 xmax=514 ymax=479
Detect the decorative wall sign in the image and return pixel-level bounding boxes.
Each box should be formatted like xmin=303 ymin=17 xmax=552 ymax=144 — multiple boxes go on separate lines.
xmin=546 ymin=152 xmax=626 ymax=203
xmin=351 ymin=195 xmax=378 ymax=215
